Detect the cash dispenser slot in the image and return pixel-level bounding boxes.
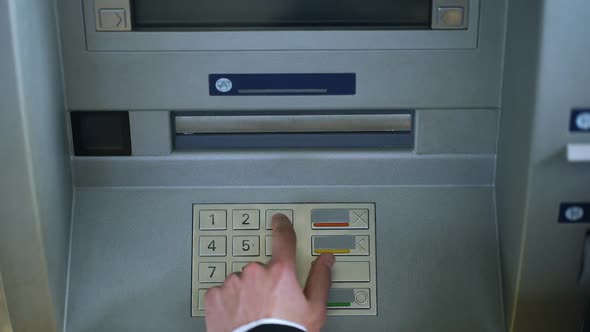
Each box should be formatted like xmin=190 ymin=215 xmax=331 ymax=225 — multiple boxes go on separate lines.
xmin=174 ymin=112 xmax=413 ymax=149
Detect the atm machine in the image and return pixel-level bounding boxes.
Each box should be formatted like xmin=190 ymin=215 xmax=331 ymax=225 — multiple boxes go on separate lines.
xmin=1 ymin=0 xmax=589 ymax=331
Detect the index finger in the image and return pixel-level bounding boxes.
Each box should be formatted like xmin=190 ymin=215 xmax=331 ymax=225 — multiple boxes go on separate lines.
xmin=270 ymin=213 xmax=296 ymax=266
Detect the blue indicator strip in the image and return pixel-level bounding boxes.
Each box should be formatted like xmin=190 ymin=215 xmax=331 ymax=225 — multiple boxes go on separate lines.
xmin=209 ymin=73 xmax=356 ymax=96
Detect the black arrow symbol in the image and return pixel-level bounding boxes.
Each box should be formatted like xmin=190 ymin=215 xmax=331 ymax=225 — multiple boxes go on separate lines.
xmin=115 ymin=13 xmax=123 ymax=27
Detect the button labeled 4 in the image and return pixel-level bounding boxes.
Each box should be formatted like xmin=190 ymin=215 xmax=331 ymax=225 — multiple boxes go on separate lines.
xmin=199 ymin=236 xmax=226 ymax=256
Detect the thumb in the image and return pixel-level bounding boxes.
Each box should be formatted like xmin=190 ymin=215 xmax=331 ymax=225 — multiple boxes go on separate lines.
xmin=303 ymin=254 xmax=335 ymax=309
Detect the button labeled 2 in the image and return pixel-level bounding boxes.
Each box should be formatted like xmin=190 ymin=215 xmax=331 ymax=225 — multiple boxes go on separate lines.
xmin=233 ymin=210 xmax=260 ymax=230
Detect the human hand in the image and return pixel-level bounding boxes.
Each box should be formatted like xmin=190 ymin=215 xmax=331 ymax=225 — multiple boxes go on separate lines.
xmin=205 ymin=213 xmax=335 ymax=332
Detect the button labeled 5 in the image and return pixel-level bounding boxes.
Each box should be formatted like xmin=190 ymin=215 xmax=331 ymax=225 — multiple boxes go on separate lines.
xmin=199 ymin=236 xmax=226 ymax=256
xmin=233 ymin=236 xmax=260 ymax=256
xmin=233 ymin=210 xmax=260 ymax=230
xmin=199 ymin=210 xmax=227 ymax=230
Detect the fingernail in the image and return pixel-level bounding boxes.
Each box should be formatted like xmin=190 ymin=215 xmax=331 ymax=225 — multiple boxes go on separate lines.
xmin=272 ymin=214 xmax=292 ymax=231
xmin=272 ymin=213 xmax=289 ymax=222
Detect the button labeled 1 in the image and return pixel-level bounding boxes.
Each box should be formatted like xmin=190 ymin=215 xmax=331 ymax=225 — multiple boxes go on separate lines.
xmin=199 ymin=236 xmax=227 ymax=256
xmin=233 ymin=236 xmax=260 ymax=256
xmin=233 ymin=210 xmax=260 ymax=230
xmin=198 ymin=262 xmax=226 ymax=283
xmin=199 ymin=210 xmax=227 ymax=230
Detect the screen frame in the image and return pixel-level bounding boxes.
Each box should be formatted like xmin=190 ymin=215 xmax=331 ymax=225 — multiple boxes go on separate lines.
xmin=82 ymin=0 xmax=480 ymax=51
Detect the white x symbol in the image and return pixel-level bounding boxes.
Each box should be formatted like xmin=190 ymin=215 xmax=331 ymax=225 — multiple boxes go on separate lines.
xmin=351 ymin=211 xmax=368 ymax=225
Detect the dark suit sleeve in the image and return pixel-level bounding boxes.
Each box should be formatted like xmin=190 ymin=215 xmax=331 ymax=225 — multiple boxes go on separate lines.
xmin=247 ymin=324 xmax=306 ymax=332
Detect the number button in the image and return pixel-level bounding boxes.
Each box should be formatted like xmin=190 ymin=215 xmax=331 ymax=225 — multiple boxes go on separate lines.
xmin=199 ymin=236 xmax=226 ymax=256
xmin=232 ymin=236 xmax=260 ymax=256
xmin=197 ymin=289 xmax=208 ymax=310
xmin=198 ymin=262 xmax=226 ymax=283
xmin=265 ymin=236 xmax=272 ymax=256
xmin=232 ymin=210 xmax=260 ymax=230
xmin=265 ymin=210 xmax=294 ymax=230
xmin=199 ymin=210 xmax=227 ymax=230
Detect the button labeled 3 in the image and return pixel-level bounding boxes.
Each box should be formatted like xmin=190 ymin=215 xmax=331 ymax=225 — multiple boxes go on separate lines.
xmin=265 ymin=210 xmax=294 ymax=229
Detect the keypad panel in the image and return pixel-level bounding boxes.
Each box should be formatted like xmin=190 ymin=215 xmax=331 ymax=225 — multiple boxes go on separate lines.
xmin=192 ymin=203 xmax=376 ymax=316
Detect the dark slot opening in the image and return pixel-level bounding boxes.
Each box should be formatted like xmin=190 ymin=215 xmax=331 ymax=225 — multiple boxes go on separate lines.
xmin=131 ymin=0 xmax=432 ymax=30
xmin=71 ymin=112 xmax=131 ymax=156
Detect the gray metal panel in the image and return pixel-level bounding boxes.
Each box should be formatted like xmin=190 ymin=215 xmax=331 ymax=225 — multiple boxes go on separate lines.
xmin=71 ymin=153 xmax=495 ymax=187
xmin=311 ymin=209 xmax=350 ymax=223
xmin=328 ymin=289 xmax=355 ymax=303
xmin=0 ymin=1 xmax=71 ymax=332
xmin=0 ymin=274 xmax=13 ymax=332
xmin=511 ymin=0 xmax=590 ymax=330
xmin=66 ymin=186 xmax=503 ymax=332
xmin=175 ymin=113 xmax=412 ymax=134
xmin=495 ymin=0 xmax=543 ymax=326
xmin=314 ymin=236 xmax=356 ymax=249
xmin=497 ymin=0 xmax=590 ymax=331
xmin=129 ymin=111 xmax=172 ymax=156
xmin=175 ymin=132 xmax=414 ymax=150
xmin=416 ymin=109 xmax=499 ymax=154
xmin=57 ymin=0 xmax=506 ymax=110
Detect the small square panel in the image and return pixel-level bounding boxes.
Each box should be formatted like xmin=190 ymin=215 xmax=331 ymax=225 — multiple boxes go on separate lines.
xmin=571 ymin=109 xmax=590 ymax=132
xmin=71 ymin=112 xmax=131 ymax=156
xmin=438 ymin=7 xmax=465 ymax=27
xmin=99 ymin=9 xmax=127 ymax=30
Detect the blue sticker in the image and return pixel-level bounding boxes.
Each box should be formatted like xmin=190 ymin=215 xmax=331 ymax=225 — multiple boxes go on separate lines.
xmin=209 ymin=73 xmax=356 ymax=96
xmin=559 ymin=203 xmax=590 ymax=223
xmin=570 ymin=109 xmax=590 ymax=132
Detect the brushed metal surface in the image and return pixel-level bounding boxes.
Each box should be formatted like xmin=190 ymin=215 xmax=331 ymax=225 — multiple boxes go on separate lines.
xmin=175 ymin=114 xmax=412 ymax=134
